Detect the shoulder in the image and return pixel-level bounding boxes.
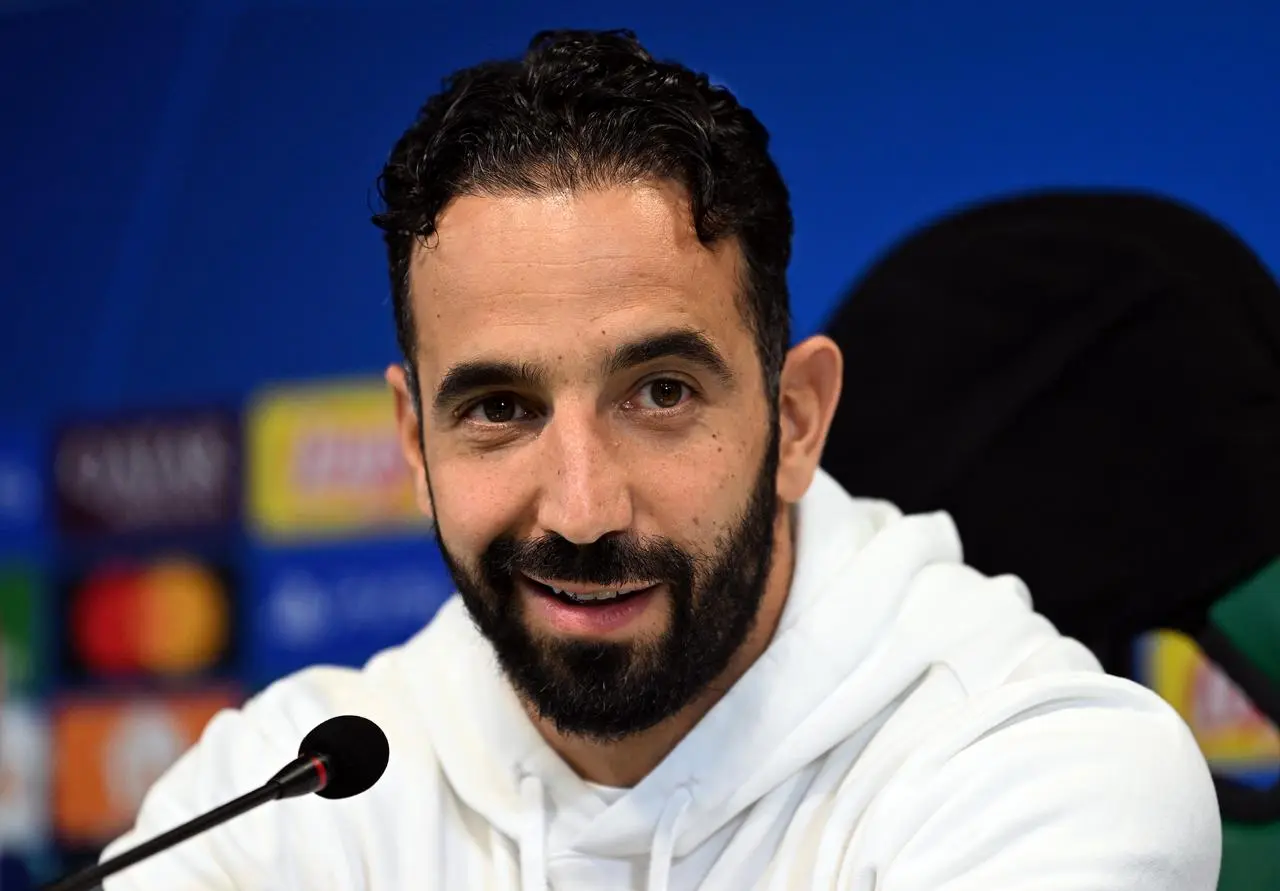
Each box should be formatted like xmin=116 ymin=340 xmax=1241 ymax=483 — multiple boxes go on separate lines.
xmin=243 ymin=645 xmax=426 ymax=741
xmin=100 ymin=643 xmax=442 ymax=890
xmin=861 ymin=673 xmax=1222 ymax=890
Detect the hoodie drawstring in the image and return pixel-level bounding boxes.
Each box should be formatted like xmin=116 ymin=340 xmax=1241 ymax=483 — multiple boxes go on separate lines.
xmin=646 ymin=787 xmax=693 ymax=891
xmin=516 ymin=777 xmax=691 ymax=891
xmin=518 ymin=774 xmax=548 ymax=891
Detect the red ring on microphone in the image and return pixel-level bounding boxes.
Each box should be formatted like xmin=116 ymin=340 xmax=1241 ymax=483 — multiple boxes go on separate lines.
xmin=310 ymin=756 xmax=329 ymax=791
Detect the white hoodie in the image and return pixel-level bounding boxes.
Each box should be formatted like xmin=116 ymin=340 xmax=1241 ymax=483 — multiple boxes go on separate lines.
xmin=100 ymin=470 xmax=1221 ymax=890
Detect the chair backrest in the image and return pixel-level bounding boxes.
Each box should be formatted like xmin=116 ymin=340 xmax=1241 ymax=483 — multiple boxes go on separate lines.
xmin=820 ymin=189 xmax=1280 ymax=889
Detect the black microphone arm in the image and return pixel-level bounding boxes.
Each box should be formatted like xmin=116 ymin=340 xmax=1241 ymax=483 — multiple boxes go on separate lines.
xmin=41 ymin=715 xmax=390 ymax=891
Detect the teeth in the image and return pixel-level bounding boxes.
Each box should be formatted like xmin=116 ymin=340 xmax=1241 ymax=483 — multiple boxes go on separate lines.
xmin=551 ymin=587 xmax=623 ymax=603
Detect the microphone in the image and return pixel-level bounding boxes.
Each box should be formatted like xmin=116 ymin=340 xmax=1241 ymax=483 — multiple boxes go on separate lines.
xmin=41 ymin=715 xmax=390 ymax=891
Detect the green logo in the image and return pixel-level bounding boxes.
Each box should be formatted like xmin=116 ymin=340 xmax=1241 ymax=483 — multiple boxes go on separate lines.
xmin=0 ymin=563 xmax=42 ymax=696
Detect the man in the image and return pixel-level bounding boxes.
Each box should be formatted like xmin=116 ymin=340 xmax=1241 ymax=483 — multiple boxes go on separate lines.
xmin=101 ymin=30 xmax=1220 ymax=890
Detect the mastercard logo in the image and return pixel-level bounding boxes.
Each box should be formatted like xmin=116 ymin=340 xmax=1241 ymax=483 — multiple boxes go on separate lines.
xmin=70 ymin=557 xmax=230 ymax=677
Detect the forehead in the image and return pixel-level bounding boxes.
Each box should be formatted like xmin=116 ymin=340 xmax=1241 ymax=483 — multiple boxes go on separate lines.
xmin=407 ymin=182 xmax=753 ymax=372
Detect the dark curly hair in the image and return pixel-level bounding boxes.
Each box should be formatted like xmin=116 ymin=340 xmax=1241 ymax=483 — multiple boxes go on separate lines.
xmin=371 ymin=29 xmax=793 ymax=408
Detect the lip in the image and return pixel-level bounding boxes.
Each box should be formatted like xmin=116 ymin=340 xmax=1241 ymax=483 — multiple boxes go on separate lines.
xmin=518 ymin=574 xmax=664 ymax=637
xmin=522 ymin=574 xmax=659 ymax=597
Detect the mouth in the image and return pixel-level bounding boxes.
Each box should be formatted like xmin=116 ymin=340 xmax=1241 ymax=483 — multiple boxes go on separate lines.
xmin=518 ymin=573 xmax=665 ymax=636
xmin=522 ymin=574 xmax=658 ymax=606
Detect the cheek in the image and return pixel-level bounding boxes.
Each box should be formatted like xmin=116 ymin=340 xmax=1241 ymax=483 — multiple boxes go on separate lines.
xmin=629 ymin=416 xmax=764 ymax=541
xmin=425 ymin=452 xmax=534 ymax=553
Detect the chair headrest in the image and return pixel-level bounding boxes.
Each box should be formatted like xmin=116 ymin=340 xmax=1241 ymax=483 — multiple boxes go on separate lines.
xmin=822 ymin=188 xmax=1280 ymax=646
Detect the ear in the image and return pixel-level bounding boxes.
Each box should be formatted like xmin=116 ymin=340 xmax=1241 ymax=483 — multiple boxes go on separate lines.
xmin=775 ymin=335 xmax=843 ymax=504
xmin=386 ymin=362 xmax=434 ymax=522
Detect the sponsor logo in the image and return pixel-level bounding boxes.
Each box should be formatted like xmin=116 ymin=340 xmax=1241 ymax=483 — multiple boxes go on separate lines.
xmin=1134 ymin=629 xmax=1280 ymax=784
xmin=65 ymin=556 xmax=232 ymax=679
xmin=0 ymin=427 xmax=44 ymax=549
xmin=246 ymin=379 xmax=427 ymax=540
xmin=0 ymin=565 xmax=42 ymax=696
xmin=53 ymin=411 xmax=238 ymax=537
xmin=52 ymin=689 xmax=240 ymax=844
xmin=247 ymin=539 xmax=452 ymax=681
xmin=0 ymin=702 xmax=50 ymax=852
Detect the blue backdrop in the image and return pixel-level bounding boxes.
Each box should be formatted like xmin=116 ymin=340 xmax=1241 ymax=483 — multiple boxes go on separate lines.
xmin=2 ymin=0 xmax=1278 ymax=425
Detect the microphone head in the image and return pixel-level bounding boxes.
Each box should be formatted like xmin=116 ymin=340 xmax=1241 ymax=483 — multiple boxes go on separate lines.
xmin=298 ymin=715 xmax=390 ymax=800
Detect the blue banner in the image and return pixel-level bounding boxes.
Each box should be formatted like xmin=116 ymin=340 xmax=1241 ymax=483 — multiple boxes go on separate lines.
xmin=246 ymin=537 xmax=455 ymax=685
xmin=0 ymin=427 xmax=45 ymax=555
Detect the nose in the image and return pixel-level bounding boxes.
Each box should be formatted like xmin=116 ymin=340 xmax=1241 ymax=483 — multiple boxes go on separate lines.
xmin=534 ymin=409 xmax=634 ymax=545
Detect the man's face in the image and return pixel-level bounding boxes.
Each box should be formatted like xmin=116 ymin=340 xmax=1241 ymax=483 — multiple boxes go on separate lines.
xmin=399 ymin=182 xmax=782 ymax=740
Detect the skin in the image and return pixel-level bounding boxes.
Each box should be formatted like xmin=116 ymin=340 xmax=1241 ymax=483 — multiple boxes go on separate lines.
xmin=387 ymin=180 xmax=842 ymax=786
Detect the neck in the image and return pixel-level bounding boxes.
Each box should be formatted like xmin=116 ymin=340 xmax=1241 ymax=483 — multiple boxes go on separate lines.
xmin=532 ymin=509 xmax=796 ymax=788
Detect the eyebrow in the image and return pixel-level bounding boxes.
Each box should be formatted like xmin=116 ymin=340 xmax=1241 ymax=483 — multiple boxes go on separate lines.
xmin=431 ymin=328 xmax=735 ymax=415
xmin=602 ymin=328 xmax=735 ymax=386
xmin=432 ymin=360 xmax=548 ymax=415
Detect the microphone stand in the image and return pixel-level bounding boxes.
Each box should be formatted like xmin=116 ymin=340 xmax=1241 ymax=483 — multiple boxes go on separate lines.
xmin=41 ymin=756 xmax=327 ymax=891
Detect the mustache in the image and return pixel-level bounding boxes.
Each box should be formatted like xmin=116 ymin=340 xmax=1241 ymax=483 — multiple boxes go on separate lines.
xmin=484 ymin=533 xmax=696 ymax=589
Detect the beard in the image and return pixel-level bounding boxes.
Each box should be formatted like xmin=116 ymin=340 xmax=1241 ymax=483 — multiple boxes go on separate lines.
xmin=431 ymin=429 xmax=781 ymax=742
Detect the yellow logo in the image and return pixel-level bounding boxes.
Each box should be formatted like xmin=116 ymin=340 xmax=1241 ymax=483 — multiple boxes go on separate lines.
xmin=1135 ymin=629 xmax=1280 ymax=773
xmin=247 ymin=379 xmax=428 ymax=540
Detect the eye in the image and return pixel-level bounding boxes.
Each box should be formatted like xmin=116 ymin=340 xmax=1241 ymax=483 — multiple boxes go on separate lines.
xmin=462 ymin=394 xmax=532 ymax=424
xmin=635 ymin=379 xmax=690 ymax=411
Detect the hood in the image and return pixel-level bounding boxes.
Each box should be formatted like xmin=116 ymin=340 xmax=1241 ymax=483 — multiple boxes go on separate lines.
xmin=406 ymin=469 xmax=1016 ymax=890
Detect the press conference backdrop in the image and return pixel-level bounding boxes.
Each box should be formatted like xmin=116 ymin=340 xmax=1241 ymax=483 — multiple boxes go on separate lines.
xmin=1 ymin=0 xmax=1278 ymax=882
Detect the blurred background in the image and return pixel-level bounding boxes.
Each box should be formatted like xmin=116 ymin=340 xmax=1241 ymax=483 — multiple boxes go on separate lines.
xmin=1 ymin=0 xmax=1278 ymax=886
